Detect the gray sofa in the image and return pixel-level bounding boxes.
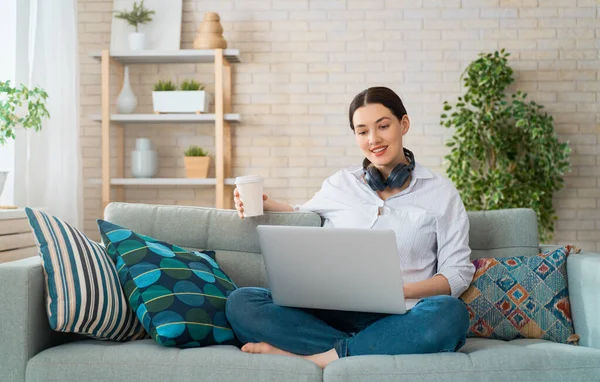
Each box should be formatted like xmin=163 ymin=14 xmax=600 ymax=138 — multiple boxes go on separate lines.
xmin=1 ymin=202 xmax=600 ymax=382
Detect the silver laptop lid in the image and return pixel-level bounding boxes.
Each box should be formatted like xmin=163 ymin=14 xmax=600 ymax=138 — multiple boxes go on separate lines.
xmin=257 ymin=225 xmax=409 ymax=314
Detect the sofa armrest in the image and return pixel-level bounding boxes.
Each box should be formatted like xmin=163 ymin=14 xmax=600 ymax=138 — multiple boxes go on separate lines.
xmin=0 ymin=257 xmax=76 ymax=381
xmin=567 ymin=250 xmax=600 ymax=349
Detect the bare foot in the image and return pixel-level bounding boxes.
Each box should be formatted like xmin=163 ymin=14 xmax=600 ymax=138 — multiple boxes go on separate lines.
xmin=241 ymin=342 xmax=295 ymax=357
xmin=241 ymin=342 xmax=339 ymax=368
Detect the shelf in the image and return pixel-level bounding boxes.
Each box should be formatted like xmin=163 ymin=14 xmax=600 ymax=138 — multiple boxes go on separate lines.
xmin=89 ymin=113 xmax=240 ymax=124
xmin=90 ymin=178 xmax=236 ymax=186
xmin=89 ymin=49 xmax=241 ymax=64
xmin=95 ymin=48 xmax=236 ymax=209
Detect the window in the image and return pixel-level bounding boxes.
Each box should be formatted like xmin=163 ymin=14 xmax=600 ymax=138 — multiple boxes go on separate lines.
xmin=0 ymin=0 xmax=17 ymax=205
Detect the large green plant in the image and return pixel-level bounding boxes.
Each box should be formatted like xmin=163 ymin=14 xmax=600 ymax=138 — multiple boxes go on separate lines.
xmin=441 ymin=49 xmax=570 ymax=243
xmin=0 ymin=81 xmax=50 ymax=146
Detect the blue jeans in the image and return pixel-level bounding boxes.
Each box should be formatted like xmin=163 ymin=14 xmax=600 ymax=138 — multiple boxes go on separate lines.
xmin=225 ymin=287 xmax=469 ymax=358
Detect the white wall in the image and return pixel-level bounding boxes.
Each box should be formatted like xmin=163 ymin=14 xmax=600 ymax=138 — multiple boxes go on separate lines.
xmin=78 ymin=0 xmax=600 ymax=250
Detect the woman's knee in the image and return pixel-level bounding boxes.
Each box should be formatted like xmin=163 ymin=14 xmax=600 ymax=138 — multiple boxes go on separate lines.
xmin=225 ymin=287 xmax=270 ymax=327
xmin=418 ymin=295 xmax=470 ymax=351
xmin=423 ymin=295 xmax=469 ymax=325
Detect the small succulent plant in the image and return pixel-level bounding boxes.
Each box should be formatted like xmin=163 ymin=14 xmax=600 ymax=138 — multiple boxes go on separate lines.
xmin=153 ymin=80 xmax=177 ymax=91
xmin=180 ymin=80 xmax=205 ymax=91
xmin=114 ymin=0 xmax=155 ymax=33
xmin=184 ymin=145 xmax=208 ymax=157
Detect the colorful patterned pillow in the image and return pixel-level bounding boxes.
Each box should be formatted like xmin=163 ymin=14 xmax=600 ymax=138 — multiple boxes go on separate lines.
xmin=24 ymin=208 xmax=146 ymax=341
xmin=459 ymin=246 xmax=578 ymax=344
xmin=97 ymin=219 xmax=238 ymax=348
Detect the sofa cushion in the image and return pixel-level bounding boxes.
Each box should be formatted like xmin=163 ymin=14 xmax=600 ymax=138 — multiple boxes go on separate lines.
xmin=466 ymin=209 xmax=540 ymax=260
xmin=24 ymin=208 xmax=146 ymax=341
xmin=25 ymin=338 xmax=600 ymax=382
xmin=98 ymin=220 xmax=238 ymax=348
xmin=103 ymin=203 xmax=323 ymax=288
xmin=322 ymin=338 xmax=600 ymax=382
xmin=460 ymin=246 xmax=576 ymax=344
xmin=26 ymin=340 xmax=322 ymax=382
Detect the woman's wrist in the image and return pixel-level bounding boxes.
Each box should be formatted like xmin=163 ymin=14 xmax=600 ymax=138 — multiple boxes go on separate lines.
xmin=403 ymin=283 xmax=414 ymax=299
xmin=264 ymin=198 xmax=294 ymax=212
xmin=404 ymin=275 xmax=451 ymax=299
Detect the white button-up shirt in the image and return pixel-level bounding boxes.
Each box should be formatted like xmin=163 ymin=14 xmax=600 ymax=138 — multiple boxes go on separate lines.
xmin=297 ymin=162 xmax=475 ymax=297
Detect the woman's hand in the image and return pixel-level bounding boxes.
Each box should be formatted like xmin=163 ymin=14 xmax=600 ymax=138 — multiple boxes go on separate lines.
xmin=403 ymin=275 xmax=451 ymax=299
xmin=233 ymin=187 xmax=268 ymax=219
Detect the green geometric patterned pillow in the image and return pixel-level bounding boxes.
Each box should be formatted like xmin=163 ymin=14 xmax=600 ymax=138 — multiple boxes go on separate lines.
xmin=459 ymin=246 xmax=578 ymax=345
xmin=97 ymin=219 xmax=239 ymax=348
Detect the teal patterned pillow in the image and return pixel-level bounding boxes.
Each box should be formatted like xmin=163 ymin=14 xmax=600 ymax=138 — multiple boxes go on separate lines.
xmin=97 ymin=219 xmax=238 ymax=348
xmin=459 ymin=246 xmax=578 ymax=344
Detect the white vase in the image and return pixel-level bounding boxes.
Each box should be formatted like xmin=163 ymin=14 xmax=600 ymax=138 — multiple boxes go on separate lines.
xmin=131 ymin=138 xmax=158 ymax=178
xmin=116 ymin=66 xmax=137 ymax=114
xmin=129 ymin=32 xmax=145 ymax=51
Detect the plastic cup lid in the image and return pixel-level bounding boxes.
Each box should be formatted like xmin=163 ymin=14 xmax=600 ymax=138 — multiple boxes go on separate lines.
xmin=235 ymin=175 xmax=263 ymax=184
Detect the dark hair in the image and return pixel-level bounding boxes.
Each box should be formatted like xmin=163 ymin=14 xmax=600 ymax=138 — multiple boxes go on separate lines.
xmin=348 ymin=87 xmax=408 ymax=131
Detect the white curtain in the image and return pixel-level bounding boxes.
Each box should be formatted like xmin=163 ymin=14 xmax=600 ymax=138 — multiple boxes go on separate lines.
xmin=16 ymin=0 xmax=82 ymax=228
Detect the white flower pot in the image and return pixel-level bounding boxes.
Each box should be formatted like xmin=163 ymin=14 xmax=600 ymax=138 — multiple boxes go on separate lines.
xmin=152 ymin=91 xmax=211 ymax=114
xmin=129 ymin=32 xmax=145 ymax=51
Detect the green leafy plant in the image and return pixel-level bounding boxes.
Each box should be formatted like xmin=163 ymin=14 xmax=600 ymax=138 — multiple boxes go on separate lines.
xmin=114 ymin=0 xmax=155 ymax=33
xmin=184 ymin=146 xmax=208 ymax=157
xmin=153 ymin=80 xmax=176 ymax=91
xmin=0 ymin=81 xmax=50 ymax=146
xmin=441 ymin=49 xmax=570 ymax=243
xmin=180 ymin=80 xmax=205 ymax=91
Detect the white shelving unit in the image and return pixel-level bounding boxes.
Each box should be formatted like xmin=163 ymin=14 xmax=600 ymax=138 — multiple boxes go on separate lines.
xmin=89 ymin=49 xmax=239 ymax=209
xmin=88 ymin=113 xmax=241 ymax=124
xmin=89 ymin=178 xmax=236 ymax=186
xmin=89 ymin=49 xmax=241 ymax=64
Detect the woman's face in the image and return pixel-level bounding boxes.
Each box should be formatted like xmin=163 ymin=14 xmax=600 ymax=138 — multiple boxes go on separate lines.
xmin=352 ymin=103 xmax=410 ymax=177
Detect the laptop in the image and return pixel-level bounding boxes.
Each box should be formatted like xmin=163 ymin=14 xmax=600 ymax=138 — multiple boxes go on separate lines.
xmin=256 ymin=225 xmax=420 ymax=315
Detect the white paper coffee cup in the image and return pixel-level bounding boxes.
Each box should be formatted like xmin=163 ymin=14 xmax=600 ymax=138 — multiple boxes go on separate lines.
xmin=235 ymin=175 xmax=264 ymax=217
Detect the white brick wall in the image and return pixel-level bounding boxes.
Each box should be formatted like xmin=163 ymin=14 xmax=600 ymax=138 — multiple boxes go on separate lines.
xmin=79 ymin=0 xmax=600 ymax=251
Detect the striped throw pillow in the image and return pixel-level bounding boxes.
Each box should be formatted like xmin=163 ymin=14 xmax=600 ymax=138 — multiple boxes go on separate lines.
xmin=25 ymin=208 xmax=146 ymax=341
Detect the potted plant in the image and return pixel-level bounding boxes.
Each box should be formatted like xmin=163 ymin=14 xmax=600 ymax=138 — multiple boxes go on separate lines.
xmin=183 ymin=146 xmax=210 ymax=178
xmin=114 ymin=0 xmax=155 ymax=51
xmin=441 ymin=49 xmax=570 ymax=243
xmin=152 ymin=79 xmax=211 ymax=114
xmin=0 ymin=81 xmax=49 ymax=199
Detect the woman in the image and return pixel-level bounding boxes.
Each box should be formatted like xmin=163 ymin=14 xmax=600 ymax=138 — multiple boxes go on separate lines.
xmin=226 ymin=86 xmax=475 ymax=368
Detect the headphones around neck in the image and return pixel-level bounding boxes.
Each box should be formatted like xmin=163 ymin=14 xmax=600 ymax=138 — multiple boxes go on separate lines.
xmin=363 ymin=148 xmax=415 ymax=192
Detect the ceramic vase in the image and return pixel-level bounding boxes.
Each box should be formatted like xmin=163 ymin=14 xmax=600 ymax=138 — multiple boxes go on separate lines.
xmin=116 ymin=66 xmax=137 ymax=114
xmin=193 ymin=12 xmax=227 ymax=49
xmin=131 ymin=138 xmax=158 ymax=178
